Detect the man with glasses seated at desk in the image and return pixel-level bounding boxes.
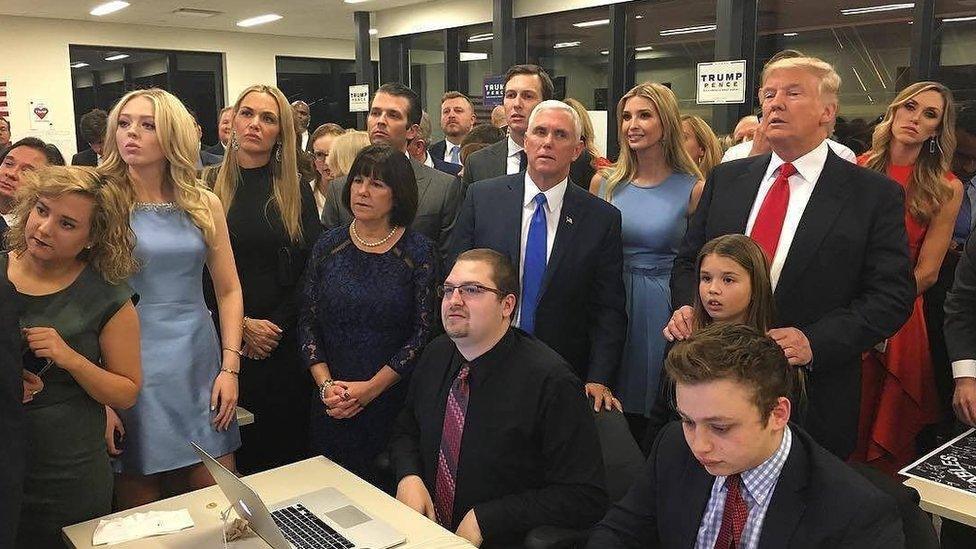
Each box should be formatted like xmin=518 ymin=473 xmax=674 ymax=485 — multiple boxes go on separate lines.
xmin=390 ymin=248 xmax=607 ymax=548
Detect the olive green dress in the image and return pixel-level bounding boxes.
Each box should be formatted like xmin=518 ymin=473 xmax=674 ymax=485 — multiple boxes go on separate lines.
xmin=2 ymin=253 xmax=135 ymax=548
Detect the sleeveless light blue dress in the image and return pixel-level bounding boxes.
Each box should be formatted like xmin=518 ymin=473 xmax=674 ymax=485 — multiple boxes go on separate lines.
xmin=118 ymin=203 xmax=240 ymax=475
xmin=603 ymin=174 xmax=696 ymax=417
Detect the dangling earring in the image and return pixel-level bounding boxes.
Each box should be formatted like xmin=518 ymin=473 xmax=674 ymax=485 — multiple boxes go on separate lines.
xmin=231 ymin=131 xmax=240 ymax=151
xmin=929 ymin=136 xmax=937 ymax=154
xmin=274 ymin=141 xmax=282 ymax=163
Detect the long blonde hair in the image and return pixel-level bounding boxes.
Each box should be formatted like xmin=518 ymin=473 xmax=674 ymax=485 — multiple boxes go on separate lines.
xmin=99 ymin=88 xmax=215 ymax=243
xmin=6 ymin=166 xmax=137 ymax=284
xmin=863 ymin=81 xmax=957 ymax=223
xmin=681 ymin=115 xmax=723 ymax=179
xmin=213 ymin=85 xmax=304 ymax=244
xmin=603 ymin=82 xmax=702 ymax=199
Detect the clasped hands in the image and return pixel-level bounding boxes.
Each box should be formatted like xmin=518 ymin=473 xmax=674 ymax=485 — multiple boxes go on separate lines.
xmin=320 ymin=380 xmax=381 ymax=419
xmin=241 ymin=317 xmax=282 ymax=359
xmin=663 ymin=305 xmax=813 ymax=366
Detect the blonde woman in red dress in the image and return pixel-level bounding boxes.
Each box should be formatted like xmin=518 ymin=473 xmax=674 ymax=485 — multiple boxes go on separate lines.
xmin=854 ymin=81 xmax=962 ymax=474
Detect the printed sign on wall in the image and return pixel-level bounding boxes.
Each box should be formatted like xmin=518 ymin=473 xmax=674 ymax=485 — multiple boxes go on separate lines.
xmin=483 ymin=75 xmax=505 ymax=108
xmin=696 ymin=60 xmax=747 ymax=105
xmin=349 ymin=84 xmax=370 ymax=113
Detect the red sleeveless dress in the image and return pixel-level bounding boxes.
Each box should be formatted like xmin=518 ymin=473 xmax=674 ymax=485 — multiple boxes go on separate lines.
xmin=852 ymin=159 xmax=942 ymax=475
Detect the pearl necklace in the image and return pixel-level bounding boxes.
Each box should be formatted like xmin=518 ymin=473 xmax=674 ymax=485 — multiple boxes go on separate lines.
xmin=351 ymin=220 xmax=398 ymax=247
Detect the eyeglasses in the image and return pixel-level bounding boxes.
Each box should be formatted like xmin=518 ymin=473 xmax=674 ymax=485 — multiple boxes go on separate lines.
xmin=437 ymin=283 xmax=507 ymax=299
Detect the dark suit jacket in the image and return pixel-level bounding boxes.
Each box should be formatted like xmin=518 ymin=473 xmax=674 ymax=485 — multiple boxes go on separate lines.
xmin=944 ymin=226 xmax=976 ymax=364
xmin=320 ymin=158 xmax=461 ymax=260
xmin=390 ymin=330 xmax=607 ymax=547
xmin=462 ymin=139 xmax=597 ymax=195
xmin=71 ymin=148 xmax=98 ymax=167
xmin=588 ymin=422 xmax=904 ymax=548
xmin=447 ymin=173 xmax=627 ymax=385
xmin=671 ymin=149 xmax=915 ymax=458
xmin=204 ymin=142 xmax=226 ymax=156
xmin=199 ymin=148 xmax=223 ymax=167
xmin=429 ymin=139 xmax=449 ymax=163
xmin=432 ymin=156 xmax=462 ymax=177
xmin=0 ymin=268 xmax=25 ymax=547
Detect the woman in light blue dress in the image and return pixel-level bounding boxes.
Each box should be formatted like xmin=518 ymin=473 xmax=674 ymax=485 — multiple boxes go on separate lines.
xmin=599 ymin=82 xmax=704 ymax=439
xmin=98 ymin=89 xmax=245 ymax=509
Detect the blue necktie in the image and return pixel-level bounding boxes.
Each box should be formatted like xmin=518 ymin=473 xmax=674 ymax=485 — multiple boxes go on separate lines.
xmin=954 ymin=181 xmax=973 ymax=245
xmin=450 ymin=145 xmax=461 ymax=165
xmin=521 ymin=193 xmax=548 ymax=334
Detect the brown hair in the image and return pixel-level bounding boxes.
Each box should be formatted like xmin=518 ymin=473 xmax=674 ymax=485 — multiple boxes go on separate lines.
xmin=6 ymin=166 xmax=137 ymax=284
xmin=455 ymin=248 xmax=519 ymax=308
xmin=504 ymin=64 xmax=555 ymax=101
xmin=863 ymin=81 xmax=957 ymax=223
xmin=441 ymin=91 xmax=475 ymax=111
xmin=692 ymin=235 xmax=775 ymax=333
xmin=665 ymin=323 xmax=800 ymax=419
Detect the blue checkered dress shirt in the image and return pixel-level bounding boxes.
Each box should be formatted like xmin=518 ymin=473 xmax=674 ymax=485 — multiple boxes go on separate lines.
xmin=695 ymin=427 xmax=793 ymax=549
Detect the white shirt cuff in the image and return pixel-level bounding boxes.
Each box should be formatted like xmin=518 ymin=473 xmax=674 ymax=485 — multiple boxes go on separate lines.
xmin=952 ymin=359 xmax=976 ymax=378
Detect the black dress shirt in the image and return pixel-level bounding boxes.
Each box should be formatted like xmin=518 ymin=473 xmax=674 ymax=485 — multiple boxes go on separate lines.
xmin=390 ymin=329 xmax=607 ymax=546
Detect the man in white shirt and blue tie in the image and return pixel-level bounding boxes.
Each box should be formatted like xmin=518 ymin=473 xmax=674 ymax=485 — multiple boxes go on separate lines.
xmin=430 ymin=91 xmax=477 ymax=169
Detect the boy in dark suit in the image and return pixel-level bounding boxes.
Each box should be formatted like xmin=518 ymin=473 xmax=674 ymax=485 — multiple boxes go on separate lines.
xmin=589 ymin=323 xmax=904 ymax=548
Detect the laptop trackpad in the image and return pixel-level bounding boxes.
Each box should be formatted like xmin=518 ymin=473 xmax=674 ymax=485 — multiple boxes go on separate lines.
xmin=326 ymin=505 xmax=372 ymax=529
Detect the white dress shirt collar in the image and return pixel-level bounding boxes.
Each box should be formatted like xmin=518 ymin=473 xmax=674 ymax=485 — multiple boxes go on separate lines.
xmin=763 ymin=139 xmax=830 ymax=186
xmin=508 ymin=136 xmax=524 ymax=157
xmin=523 ymin=171 xmax=568 ymax=213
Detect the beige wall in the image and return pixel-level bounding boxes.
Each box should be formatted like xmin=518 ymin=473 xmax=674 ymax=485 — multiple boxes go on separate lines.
xmin=1 ymin=15 xmax=363 ymax=155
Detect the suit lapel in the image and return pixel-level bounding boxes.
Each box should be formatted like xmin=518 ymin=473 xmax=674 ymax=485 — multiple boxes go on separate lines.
xmin=502 ymin=175 xmax=525 ymax=264
xmin=757 ymin=433 xmax=808 ymax=549
xmin=675 ymin=458 xmax=715 ymax=546
xmin=411 ymin=160 xmax=433 ymax=204
xmin=489 ymin=140 xmax=509 ymax=179
xmin=728 ymin=154 xmax=773 ymax=234
xmin=774 ymin=150 xmax=853 ymax=297
xmin=539 ymin=183 xmax=586 ymax=298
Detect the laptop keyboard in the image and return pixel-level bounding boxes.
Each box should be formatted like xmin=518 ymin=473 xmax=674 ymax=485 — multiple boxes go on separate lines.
xmin=271 ymin=503 xmax=356 ymax=549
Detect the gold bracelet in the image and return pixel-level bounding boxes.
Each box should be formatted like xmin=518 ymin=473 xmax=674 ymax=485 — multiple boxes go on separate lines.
xmin=220 ymin=367 xmax=239 ymax=376
xmin=222 ymin=347 xmax=243 ymax=357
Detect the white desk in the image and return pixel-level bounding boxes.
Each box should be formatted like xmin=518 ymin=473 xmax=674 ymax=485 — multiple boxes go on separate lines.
xmin=905 ymin=477 xmax=976 ymax=528
xmin=64 ymin=457 xmax=474 ymax=549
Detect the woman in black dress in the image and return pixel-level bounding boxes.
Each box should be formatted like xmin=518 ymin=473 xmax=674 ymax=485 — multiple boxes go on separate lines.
xmin=299 ymin=145 xmax=435 ymax=487
xmin=212 ymin=84 xmax=322 ymax=474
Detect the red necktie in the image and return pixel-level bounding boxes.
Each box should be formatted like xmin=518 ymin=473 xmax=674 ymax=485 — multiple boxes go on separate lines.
xmin=750 ymin=162 xmax=797 ymax=261
xmin=714 ymin=474 xmax=749 ymax=549
xmin=434 ymin=364 xmax=470 ymax=528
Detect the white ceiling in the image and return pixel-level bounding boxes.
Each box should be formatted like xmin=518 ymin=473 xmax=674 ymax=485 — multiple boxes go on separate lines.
xmin=0 ymin=0 xmax=431 ymax=40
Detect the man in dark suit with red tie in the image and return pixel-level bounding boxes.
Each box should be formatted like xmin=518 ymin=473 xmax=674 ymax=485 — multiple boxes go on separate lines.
xmin=588 ymin=324 xmax=903 ymax=548
xmin=665 ymin=56 xmax=915 ymax=460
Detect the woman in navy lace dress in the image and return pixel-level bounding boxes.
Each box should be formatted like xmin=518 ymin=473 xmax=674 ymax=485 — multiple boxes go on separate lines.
xmin=299 ymin=145 xmax=435 ymax=486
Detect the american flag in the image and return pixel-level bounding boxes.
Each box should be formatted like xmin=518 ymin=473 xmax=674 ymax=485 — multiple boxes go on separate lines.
xmin=0 ymin=81 xmax=7 ymax=118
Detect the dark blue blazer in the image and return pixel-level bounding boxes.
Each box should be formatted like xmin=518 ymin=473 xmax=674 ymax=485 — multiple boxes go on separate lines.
xmin=588 ymin=422 xmax=904 ymax=548
xmin=429 ymin=139 xmax=449 ymax=163
xmin=432 ymin=156 xmax=462 ymax=177
xmin=671 ymin=149 xmax=915 ymax=458
xmin=447 ymin=172 xmax=626 ymax=385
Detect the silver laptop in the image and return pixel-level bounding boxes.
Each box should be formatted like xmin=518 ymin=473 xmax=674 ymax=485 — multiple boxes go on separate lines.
xmin=191 ymin=442 xmax=405 ymax=549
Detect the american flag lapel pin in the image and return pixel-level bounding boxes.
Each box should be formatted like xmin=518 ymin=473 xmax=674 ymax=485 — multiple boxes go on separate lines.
xmin=565 ymin=215 xmax=573 ymax=224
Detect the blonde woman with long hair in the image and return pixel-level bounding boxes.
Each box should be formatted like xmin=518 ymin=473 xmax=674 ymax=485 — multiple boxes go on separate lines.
xmin=98 ymin=88 xmax=244 ymax=509
xmin=327 ymin=130 xmax=371 ymax=181
xmin=854 ymin=81 xmax=962 ymax=475
xmin=596 ymin=82 xmax=705 ymax=438
xmin=6 ymin=167 xmax=141 ymax=547
xmin=681 ymin=115 xmax=723 ymax=179
xmin=212 ymin=84 xmax=323 ymax=474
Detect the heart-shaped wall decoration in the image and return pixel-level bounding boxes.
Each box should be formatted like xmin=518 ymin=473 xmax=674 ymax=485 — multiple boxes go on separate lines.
xmin=34 ymin=107 xmax=49 ymax=119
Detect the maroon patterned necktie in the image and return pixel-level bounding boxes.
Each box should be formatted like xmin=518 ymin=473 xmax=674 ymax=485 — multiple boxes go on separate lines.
xmin=714 ymin=473 xmax=749 ymax=549
xmin=434 ymin=364 xmax=471 ymax=528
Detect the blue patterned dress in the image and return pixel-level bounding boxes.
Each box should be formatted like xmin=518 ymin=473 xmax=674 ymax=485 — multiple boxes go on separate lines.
xmin=603 ymin=174 xmax=696 ymax=416
xmin=118 ymin=203 xmax=240 ymax=475
xmin=299 ymin=226 xmax=435 ymax=484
